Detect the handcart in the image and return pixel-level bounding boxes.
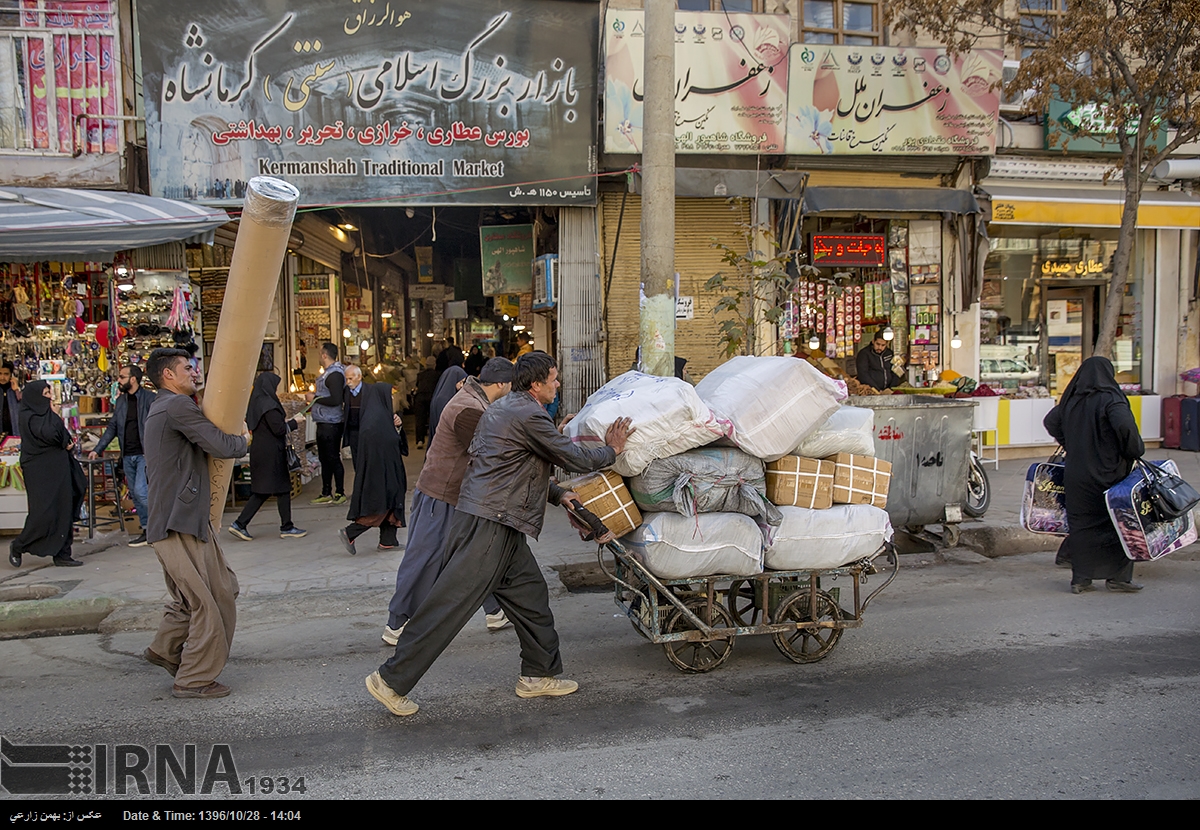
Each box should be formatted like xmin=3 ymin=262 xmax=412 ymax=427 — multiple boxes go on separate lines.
xmin=569 ymin=502 xmax=900 ymax=673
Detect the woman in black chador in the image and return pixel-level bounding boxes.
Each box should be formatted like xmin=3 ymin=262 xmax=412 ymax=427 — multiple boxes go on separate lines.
xmin=228 ymin=372 xmax=307 ymax=541
xmin=338 ymin=383 xmax=408 ymax=555
xmin=9 ymin=380 xmax=86 ymax=568
xmin=1044 ymin=356 xmax=1144 ymax=594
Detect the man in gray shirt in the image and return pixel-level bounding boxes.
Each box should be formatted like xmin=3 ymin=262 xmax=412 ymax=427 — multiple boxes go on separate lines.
xmin=141 ymin=348 xmax=248 ymax=699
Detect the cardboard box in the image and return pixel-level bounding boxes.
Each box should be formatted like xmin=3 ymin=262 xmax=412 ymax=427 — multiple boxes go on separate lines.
xmin=765 ymin=456 xmax=835 ymax=510
xmin=825 ymin=453 xmax=891 ymax=508
xmin=559 ymin=469 xmax=642 ymax=538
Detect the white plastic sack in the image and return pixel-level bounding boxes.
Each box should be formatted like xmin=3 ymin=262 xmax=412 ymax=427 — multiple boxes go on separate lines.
xmin=624 ymin=513 xmax=764 ymax=579
xmin=794 ymin=406 xmax=877 ymax=458
xmin=764 ymin=505 xmax=892 ymax=571
xmin=695 ymin=356 xmax=846 ymax=462
xmin=564 ymin=371 xmax=730 ymax=477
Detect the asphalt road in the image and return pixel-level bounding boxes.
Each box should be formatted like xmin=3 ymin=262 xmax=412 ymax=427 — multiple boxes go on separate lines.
xmin=2 ymin=552 xmax=1198 ymax=800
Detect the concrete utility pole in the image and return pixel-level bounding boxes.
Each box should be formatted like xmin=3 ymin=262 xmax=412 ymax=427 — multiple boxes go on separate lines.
xmin=638 ymin=0 xmax=675 ymax=377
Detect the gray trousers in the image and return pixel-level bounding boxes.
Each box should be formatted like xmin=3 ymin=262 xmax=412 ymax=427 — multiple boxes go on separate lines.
xmin=378 ymin=511 xmax=562 ymax=695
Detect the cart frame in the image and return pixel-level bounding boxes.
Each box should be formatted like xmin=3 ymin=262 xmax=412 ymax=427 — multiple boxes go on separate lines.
xmin=594 ymin=539 xmax=900 ymax=672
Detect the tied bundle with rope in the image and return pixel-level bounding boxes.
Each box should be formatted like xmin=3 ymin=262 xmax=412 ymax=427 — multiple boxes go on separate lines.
xmin=628 ymin=446 xmax=782 ymax=533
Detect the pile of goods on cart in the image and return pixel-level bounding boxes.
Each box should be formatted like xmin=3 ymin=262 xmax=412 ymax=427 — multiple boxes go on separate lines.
xmin=561 ymin=356 xmax=893 ymax=582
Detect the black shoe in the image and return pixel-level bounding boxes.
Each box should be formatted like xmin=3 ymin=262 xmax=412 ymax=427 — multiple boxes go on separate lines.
xmin=128 ymin=533 xmax=149 ymax=547
xmin=1070 ymin=580 xmax=1095 ymax=594
xmin=53 ymin=554 xmax=83 ymax=567
xmin=1054 ymin=554 xmax=1071 ymax=568
xmin=339 ymin=527 xmax=357 ymax=556
xmin=8 ymin=547 xmax=20 ymax=569
xmin=1106 ymin=579 xmax=1144 ymax=593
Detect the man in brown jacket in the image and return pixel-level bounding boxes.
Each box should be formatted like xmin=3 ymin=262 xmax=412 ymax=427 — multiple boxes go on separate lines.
xmin=381 ymin=357 xmax=514 ymax=646
xmin=141 ymin=348 xmax=249 ymax=699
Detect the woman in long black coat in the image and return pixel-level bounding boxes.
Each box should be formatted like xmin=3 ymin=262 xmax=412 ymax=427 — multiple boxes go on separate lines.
xmin=228 ymin=372 xmax=307 ymax=541
xmin=1044 ymin=356 xmax=1144 ymax=594
xmin=8 ymin=380 xmax=86 ymax=568
xmin=338 ymin=382 xmax=408 ymax=555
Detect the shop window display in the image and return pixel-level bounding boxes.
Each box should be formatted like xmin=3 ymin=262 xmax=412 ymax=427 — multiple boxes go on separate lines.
xmin=981 ymin=227 xmax=1142 ymax=397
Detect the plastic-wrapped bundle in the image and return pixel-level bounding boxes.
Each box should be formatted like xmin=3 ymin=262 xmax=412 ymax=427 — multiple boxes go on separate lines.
xmin=764 ymin=505 xmax=892 ymax=571
xmin=624 ymin=513 xmax=764 ymax=579
xmin=563 ymin=371 xmax=731 ymax=477
xmin=696 ymin=356 xmax=846 ymax=462
xmin=628 ymin=447 xmax=782 ymax=529
xmin=793 ymin=406 xmax=876 ymax=458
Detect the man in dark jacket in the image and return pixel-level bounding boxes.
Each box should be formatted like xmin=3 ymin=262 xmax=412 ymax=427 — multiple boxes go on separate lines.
xmin=367 ymin=352 xmax=633 ymax=717
xmin=142 ymin=348 xmax=248 ymax=700
xmin=0 ymin=361 xmax=20 ymax=438
xmin=89 ymin=364 xmax=156 ymax=546
xmin=855 ymin=330 xmax=903 ymax=391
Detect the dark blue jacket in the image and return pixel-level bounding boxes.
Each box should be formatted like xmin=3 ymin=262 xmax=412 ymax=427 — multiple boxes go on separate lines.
xmin=95 ymin=387 xmax=156 ymax=456
xmin=1 ymin=386 xmax=19 ymax=436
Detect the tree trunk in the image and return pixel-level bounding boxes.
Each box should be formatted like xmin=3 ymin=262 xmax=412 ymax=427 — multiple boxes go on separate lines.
xmin=1094 ymin=163 xmax=1143 ymax=359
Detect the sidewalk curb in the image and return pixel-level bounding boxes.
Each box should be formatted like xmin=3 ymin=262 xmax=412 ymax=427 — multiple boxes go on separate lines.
xmin=0 ymin=595 xmax=124 ymax=639
xmin=960 ymin=525 xmax=1062 ymax=557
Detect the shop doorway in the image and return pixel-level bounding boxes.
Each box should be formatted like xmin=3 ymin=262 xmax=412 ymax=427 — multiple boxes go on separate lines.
xmin=1044 ymin=283 xmax=1105 ymax=395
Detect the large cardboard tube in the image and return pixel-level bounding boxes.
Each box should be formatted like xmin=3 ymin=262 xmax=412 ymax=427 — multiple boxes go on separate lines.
xmin=203 ymin=176 xmax=300 ymax=527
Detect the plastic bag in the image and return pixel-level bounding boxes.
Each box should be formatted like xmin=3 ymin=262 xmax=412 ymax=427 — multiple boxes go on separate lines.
xmin=695 ymin=356 xmax=845 ymax=462
xmin=624 ymin=512 xmax=764 ymax=579
xmin=793 ymin=406 xmax=876 ymax=458
xmin=1105 ymin=459 xmax=1198 ymax=561
xmin=765 ymin=504 xmax=892 ymax=571
xmin=563 ymin=371 xmax=730 ymax=477
xmin=1020 ymin=450 xmax=1068 ymax=535
xmin=629 ymin=446 xmax=782 ymax=528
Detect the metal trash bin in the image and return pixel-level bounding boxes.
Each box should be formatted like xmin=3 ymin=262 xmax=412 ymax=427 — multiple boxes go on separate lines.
xmin=848 ymin=395 xmax=977 ymax=543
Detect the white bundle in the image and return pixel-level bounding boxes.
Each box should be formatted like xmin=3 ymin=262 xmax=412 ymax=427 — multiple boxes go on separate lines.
xmin=794 ymin=406 xmax=877 ymax=458
xmin=696 ymin=356 xmax=846 ymax=462
xmin=764 ymin=505 xmax=892 ymax=571
xmin=563 ymin=371 xmax=730 ymax=477
xmin=624 ymin=512 xmax=764 ymax=579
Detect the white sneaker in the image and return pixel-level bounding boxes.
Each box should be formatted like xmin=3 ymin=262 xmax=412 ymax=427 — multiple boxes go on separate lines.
xmin=381 ymin=623 xmax=405 ymax=647
xmin=486 ymin=610 xmax=513 ymax=631
xmin=366 ymin=671 xmax=418 ymax=717
xmin=515 ymin=675 xmax=579 ymax=699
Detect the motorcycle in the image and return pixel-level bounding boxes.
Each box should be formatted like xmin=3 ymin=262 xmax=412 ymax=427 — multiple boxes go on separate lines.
xmin=965 ymin=449 xmax=991 ymax=518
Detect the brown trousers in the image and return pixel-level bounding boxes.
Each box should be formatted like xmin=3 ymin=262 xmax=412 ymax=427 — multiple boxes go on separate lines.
xmin=148 ymin=529 xmax=239 ymax=689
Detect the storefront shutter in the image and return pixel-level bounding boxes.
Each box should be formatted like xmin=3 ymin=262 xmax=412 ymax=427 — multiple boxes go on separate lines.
xmin=600 ymin=193 xmax=751 ymax=381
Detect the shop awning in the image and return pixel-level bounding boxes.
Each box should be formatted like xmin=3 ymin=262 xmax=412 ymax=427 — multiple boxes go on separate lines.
xmin=0 ymin=187 xmax=230 ymax=262
xmin=801 ymin=186 xmax=983 ymax=217
xmin=984 ymin=184 xmax=1200 ymax=229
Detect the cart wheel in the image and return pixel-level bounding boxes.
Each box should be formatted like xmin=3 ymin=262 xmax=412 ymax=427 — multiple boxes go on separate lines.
xmin=772 ymin=590 xmax=843 ymax=664
xmin=725 ymin=579 xmax=760 ymax=626
xmin=943 ymin=523 xmax=961 ymax=547
xmin=663 ymin=598 xmax=735 ymax=674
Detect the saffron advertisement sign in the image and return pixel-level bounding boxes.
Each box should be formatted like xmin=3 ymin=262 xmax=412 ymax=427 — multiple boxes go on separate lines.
xmin=136 ymin=0 xmax=599 ymax=206
xmin=786 ymin=44 xmax=1001 ymax=155
xmin=479 ymin=224 xmax=534 ymax=297
xmin=604 ymin=10 xmax=789 ymax=154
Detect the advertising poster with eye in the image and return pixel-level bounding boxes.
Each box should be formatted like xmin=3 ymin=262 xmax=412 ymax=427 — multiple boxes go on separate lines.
xmin=137 ymin=0 xmax=599 ymax=206
xmin=787 ymin=44 xmax=1001 ymax=155
xmin=604 ymin=10 xmax=790 ymax=154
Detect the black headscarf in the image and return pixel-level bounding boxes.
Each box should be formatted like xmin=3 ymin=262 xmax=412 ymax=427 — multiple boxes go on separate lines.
xmin=428 ymin=365 xmax=466 ymax=442
xmin=348 ymin=383 xmax=407 ymax=521
xmin=18 ymin=380 xmax=68 ymax=458
xmin=246 ymin=372 xmax=285 ymax=431
xmin=1057 ymin=356 xmax=1124 ymax=414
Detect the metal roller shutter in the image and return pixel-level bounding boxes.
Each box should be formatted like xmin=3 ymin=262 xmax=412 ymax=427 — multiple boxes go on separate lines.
xmin=600 ymin=193 xmax=751 ymax=381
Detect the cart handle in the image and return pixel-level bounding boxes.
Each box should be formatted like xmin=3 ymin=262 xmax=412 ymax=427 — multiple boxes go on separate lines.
xmin=567 ymin=499 xmax=610 ymax=542
xmin=862 ymin=541 xmax=899 ymax=612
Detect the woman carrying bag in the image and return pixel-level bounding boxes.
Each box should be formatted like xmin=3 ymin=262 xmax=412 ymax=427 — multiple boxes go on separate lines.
xmin=228 ymin=372 xmax=307 ymax=541
xmin=1044 ymin=356 xmax=1144 ymax=594
xmin=8 ymin=380 xmax=86 ymax=568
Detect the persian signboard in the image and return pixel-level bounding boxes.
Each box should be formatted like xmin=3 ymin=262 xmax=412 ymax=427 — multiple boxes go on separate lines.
xmin=137 ymin=0 xmax=599 ymax=206
xmin=604 ymin=10 xmax=790 ymax=154
xmin=479 ymin=224 xmax=534 ymax=297
xmin=786 ymin=44 xmax=1001 ymax=155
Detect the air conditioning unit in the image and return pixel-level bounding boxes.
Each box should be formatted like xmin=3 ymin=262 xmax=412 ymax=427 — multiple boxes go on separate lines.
xmin=532 ymin=254 xmax=558 ymax=310
xmin=999 ymin=59 xmax=1034 ymax=115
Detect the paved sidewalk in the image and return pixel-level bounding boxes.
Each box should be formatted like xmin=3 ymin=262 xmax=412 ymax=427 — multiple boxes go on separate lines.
xmin=1 ymin=444 xmax=1197 ymax=633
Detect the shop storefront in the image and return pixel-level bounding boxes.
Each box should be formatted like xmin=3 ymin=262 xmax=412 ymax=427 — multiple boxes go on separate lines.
xmin=979 ymin=181 xmax=1200 ymax=448
xmin=0 ymin=186 xmax=227 ymax=528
